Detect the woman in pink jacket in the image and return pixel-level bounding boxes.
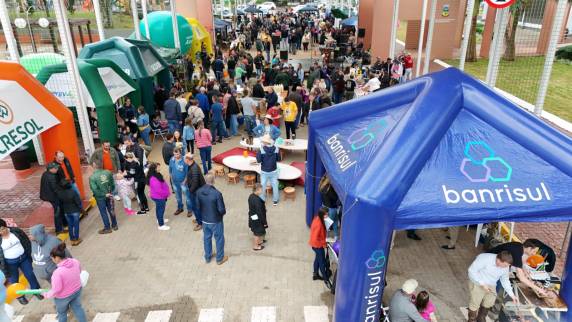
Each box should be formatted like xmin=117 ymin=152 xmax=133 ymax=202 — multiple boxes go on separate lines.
xmin=44 ymin=243 xmax=87 ymax=322
xmin=146 ymin=163 xmax=171 ymax=231
xmin=194 ymin=120 xmax=213 ymax=175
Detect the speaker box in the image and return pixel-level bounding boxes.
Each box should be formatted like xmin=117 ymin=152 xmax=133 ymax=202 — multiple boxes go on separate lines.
xmin=280 ymin=50 xmax=288 ymax=60
xmin=358 ymin=28 xmax=366 ymax=38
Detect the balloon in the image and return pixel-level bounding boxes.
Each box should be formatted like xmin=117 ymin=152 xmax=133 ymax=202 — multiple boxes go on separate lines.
xmin=527 ymin=254 xmax=545 ymax=268
xmin=140 ymin=11 xmax=194 ymax=55
xmin=5 ymin=283 xmax=26 ymax=304
xmin=80 ymin=270 xmax=89 ymax=288
xmin=4 ymin=304 xmax=14 ymax=319
xmin=18 ymin=274 xmax=29 ymax=289
xmin=332 ymin=240 xmax=341 ymax=255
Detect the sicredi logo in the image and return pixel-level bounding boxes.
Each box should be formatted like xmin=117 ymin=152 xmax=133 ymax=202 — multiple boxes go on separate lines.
xmin=362 ymin=250 xmax=385 ymax=322
xmin=442 ymin=141 xmax=551 ymax=205
xmin=0 ymin=100 xmax=14 ymax=125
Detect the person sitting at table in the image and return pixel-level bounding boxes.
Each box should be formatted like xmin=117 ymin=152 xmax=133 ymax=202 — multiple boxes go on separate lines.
xmin=252 ymin=115 xmax=280 ymax=141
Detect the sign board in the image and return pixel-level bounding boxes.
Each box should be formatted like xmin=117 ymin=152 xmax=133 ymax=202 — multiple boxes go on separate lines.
xmin=93 ymin=67 xmax=135 ymax=107
xmin=0 ymin=80 xmax=60 ymax=160
xmin=485 ymin=0 xmax=515 ymax=9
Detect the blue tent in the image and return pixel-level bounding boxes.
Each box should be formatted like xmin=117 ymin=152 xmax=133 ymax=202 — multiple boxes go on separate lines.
xmin=214 ymin=18 xmax=231 ymax=30
xmin=341 ymin=16 xmax=357 ymax=27
xmin=306 ymin=68 xmax=572 ymax=321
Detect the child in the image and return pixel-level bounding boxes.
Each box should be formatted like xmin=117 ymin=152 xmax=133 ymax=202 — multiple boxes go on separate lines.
xmin=116 ymin=172 xmax=136 ymax=216
xmin=266 ymin=105 xmax=281 ymax=128
xmin=415 ymin=290 xmax=437 ymax=322
xmin=182 ymin=118 xmax=195 ymax=154
xmin=173 ymin=130 xmax=186 ymax=154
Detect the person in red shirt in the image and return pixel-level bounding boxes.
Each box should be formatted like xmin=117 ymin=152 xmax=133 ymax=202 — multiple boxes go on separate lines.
xmin=403 ymin=53 xmax=414 ymax=82
xmin=309 ymin=208 xmax=332 ymax=289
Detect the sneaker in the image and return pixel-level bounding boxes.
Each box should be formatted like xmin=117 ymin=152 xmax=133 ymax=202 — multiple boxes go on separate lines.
xmin=158 ymin=225 xmax=171 ymax=231
xmin=34 ymin=294 xmax=44 ymax=300
xmin=125 ymin=208 xmax=135 ymax=216
xmin=17 ymin=296 xmax=28 ymax=305
xmin=112 ymin=226 xmax=118 ymax=231
xmin=98 ymin=228 xmax=112 ymax=234
xmin=113 ymin=195 xmax=121 ymax=201
xmin=128 ymin=209 xmax=137 ymax=216
xmin=313 ymin=274 xmax=323 ymax=281
xmin=216 ymin=256 xmax=229 ymax=265
xmin=173 ymin=209 xmax=183 ymax=216
xmin=192 ymin=219 xmax=197 ymax=224
xmin=193 ymin=224 xmax=202 ymax=231
xmin=137 ymin=210 xmax=147 ymax=215
xmin=74 ymin=238 xmax=83 ymax=246
xmin=273 ymin=201 xmax=278 ymax=206
xmin=187 ymin=211 xmax=193 ymax=218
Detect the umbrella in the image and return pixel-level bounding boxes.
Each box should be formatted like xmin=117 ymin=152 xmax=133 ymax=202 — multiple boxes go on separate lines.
xmin=244 ymin=5 xmax=263 ymax=14
xmin=331 ymin=8 xmax=348 ymax=19
xmin=214 ymin=18 xmax=232 ymax=30
xmin=341 ymin=16 xmax=357 ymax=27
xmin=297 ymin=5 xmax=319 ymax=13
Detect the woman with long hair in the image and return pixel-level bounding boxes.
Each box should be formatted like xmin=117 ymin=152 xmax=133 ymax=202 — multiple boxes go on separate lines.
xmin=319 ymin=175 xmax=340 ymax=239
xmin=146 ymin=163 xmax=171 ymax=231
xmin=43 ymin=243 xmax=87 ymax=322
xmin=309 ymin=208 xmax=331 ymax=289
xmin=194 ymin=121 xmax=213 ymax=174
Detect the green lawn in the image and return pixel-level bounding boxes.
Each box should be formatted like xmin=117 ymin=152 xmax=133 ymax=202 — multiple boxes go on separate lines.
xmin=445 ymin=57 xmax=572 ymax=122
xmin=397 ymin=20 xmax=407 ymax=42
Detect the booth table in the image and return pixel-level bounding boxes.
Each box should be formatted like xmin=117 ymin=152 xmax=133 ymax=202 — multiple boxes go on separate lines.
xmin=239 ymin=138 xmax=262 ymax=150
xmin=501 ymin=276 xmax=567 ymax=321
xmin=222 ymin=156 xmax=302 ymax=181
xmin=276 ymin=139 xmax=309 ymax=159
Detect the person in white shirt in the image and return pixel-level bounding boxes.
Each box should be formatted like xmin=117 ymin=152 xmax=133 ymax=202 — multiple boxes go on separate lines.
xmin=467 ymin=251 xmax=517 ymax=322
xmin=364 ymin=74 xmax=381 ymax=93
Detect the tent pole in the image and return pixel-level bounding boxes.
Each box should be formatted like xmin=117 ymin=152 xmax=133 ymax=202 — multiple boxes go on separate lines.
xmin=53 ymin=0 xmax=95 ymax=156
xmin=422 ymin=0 xmax=437 ymax=75
xmin=92 ymin=0 xmax=106 ymax=41
xmin=415 ymin=0 xmax=428 ymax=77
xmin=559 ymin=224 xmax=572 ymax=320
xmin=560 ymin=222 xmax=572 ymax=258
xmin=458 ymin=0 xmax=475 ymax=71
xmin=485 ymin=8 xmax=509 ymax=87
xmin=0 ymin=0 xmax=45 ymax=165
xmin=171 ymin=0 xmax=181 ymax=51
xmin=141 ymin=0 xmax=150 ymax=41
xmin=389 ymin=0 xmax=400 ymax=59
xmin=130 ymin=0 xmax=141 ymax=40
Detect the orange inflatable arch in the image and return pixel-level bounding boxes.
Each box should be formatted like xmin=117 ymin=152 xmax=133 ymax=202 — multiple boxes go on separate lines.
xmin=0 ymin=62 xmax=84 ymax=199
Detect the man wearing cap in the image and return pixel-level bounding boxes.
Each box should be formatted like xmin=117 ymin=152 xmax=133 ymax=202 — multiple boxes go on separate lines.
xmin=253 ymin=115 xmax=280 ymax=140
xmin=388 ymin=279 xmax=426 ymax=322
xmin=40 ymin=162 xmax=66 ymax=234
xmin=256 ymin=135 xmax=281 ymax=206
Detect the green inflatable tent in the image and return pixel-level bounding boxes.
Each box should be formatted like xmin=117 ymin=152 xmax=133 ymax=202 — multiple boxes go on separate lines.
xmin=36 ymin=58 xmax=141 ymax=144
xmin=78 ymin=37 xmax=171 ymax=116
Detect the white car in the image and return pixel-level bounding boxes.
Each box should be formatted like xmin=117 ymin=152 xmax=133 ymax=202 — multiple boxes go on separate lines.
xmin=258 ymin=2 xmax=277 ymax=14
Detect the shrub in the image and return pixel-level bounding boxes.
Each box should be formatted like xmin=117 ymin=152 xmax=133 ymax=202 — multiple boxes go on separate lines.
xmin=556 ymin=45 xmax=572 ymax=61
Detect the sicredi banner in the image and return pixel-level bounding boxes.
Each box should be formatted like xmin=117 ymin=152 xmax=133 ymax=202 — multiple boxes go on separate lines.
xmin=44 ymin=72 xmax=91 ymax=107
xmin=0 ymin=80 xmax=60 ymax=159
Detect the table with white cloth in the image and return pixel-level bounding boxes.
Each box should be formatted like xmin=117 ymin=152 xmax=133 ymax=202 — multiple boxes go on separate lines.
xmin=239 ymin=138 xmax=262 ymax=150
xmin=222 ymin=156 xmax=302 ymax=181
xmin=276 ymin=139 xmax=308 ymax=160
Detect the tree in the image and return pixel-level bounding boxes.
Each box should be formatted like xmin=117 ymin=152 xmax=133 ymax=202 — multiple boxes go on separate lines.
xmin=504 ymin=0 xmax=531 ymax=61
xmin=466 ymin=0 xmax=482 ymax=62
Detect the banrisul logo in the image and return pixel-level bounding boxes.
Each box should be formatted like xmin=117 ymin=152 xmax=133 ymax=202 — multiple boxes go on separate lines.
xmin=443 ymin=141 xmax=551 ymax=204
xmin=362 ymin=250 xmax=385 ymax=322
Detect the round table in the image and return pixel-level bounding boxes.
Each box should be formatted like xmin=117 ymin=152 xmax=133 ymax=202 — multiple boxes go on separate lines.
xmin=276 ymin=139 xmax=308 ymax=152
xmin=239 ymin=138 xmax=262 ymax=150
xmin=222 ymin=156 xmax=302 ymax=180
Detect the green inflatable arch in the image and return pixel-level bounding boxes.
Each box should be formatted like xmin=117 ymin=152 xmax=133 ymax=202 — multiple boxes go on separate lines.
xmin=36 ymin=58 xmax=141 ymax=144
xmin=78 ymin=37 xmax=171 ymax=116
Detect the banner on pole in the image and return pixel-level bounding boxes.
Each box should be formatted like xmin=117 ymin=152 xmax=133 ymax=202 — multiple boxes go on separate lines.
xmin=0 ymin=80 xmax=60 ymax=160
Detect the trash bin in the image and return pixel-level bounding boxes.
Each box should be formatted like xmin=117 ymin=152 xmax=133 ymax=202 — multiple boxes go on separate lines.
xmin=10 ymin=145 xmax=31 ymax=170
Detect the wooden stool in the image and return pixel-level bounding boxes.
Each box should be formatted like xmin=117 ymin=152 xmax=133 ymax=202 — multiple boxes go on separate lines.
xmin=244 ymin=174 xmax=256 ymax=188
xmin=214 ymin=165 xmax=225 ymax=177
xmin=227 ymin=172 xmax=240 ymax=184
xmin=284 ymin=186 xmax=296 ymax=201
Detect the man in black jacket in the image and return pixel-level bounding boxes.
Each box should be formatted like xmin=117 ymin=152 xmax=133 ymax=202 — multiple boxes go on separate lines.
xmin=185 ymin=153 xmax=205 ymax=231
xmin=54 ymin=151 xmax=78 ymax=196
xmin=196 ymin=173 xmax=228 ymax=265
xmin=161 ymin=133 xmax=176 ymax=166
xmin=0 ymin=219 xmax=42 ymax=305
xmin=123 ymin=136 xmax=145 ymax=166
xmin=40 ymin=162 xmax=66 ymax=234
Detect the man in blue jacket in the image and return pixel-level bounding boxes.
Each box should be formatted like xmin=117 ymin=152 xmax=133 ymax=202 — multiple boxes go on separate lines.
xmin=210 ymin=94 xmax=229 ymax=144
xmin=196 ymin=173 xmax=228 ymax=265
xmin=256 ymin=135 xmax=281 ymax=206
xmin=196 ymin=87 xmax=211 ymax=127
xmin=169 ymin=148 xmax=191 ymax=217
xmin=163 ymin=89 xmax=182 ymax=134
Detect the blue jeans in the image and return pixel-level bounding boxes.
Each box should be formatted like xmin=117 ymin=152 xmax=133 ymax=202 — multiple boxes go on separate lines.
xmin=167 ymin=120 xmax=179 ymax=134
xmin=95 ymin=198 xmax=117 ymax=230
xmin=190 ymin=192 xmax=202 ymax=225
xmin=152 ymin=198 xmax=167 ymax=226
xmin=71 ymin=182 xmax=80 ymax=198
xmin=140 ymin=127 xmax=151 ymax=146
xmin=54 ymin=288 xmax=87 ymax=322
xmin=312 ymin=247 xmax=328 ymax=278
xmin=333 ymin=91 xmax=343 ymax=104
xmin=199 ymin=146 xmax=212 ymax=174
xmin=260 ymin=169 xmax=279 ymax=203
xmin=230 ymin=114 xmax=239 ymax=136
xmin=244 ymin=115 xmax=256 ymax=135
xmin=203 ymin=221 xmax=225 ymax=263
xmin=65 ymin=212 xmax=80 ymax=240
xmin=5 ymin=255 xmax=41 ymax=289
xmin=211 ymin=120 xmax=227 ymax=142
xmin=327 ymin=206 xmax=339 ymax=237
xmin=172 ymin=181 xmax=192 ymax=211
xmin=50 ymin=201 xmax=65 ymax=233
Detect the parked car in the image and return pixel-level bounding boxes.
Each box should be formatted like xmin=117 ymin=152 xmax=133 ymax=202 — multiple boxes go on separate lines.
xmin=258 ymin=1 xmax=277 ymax=14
